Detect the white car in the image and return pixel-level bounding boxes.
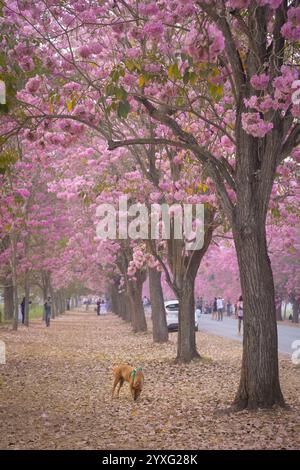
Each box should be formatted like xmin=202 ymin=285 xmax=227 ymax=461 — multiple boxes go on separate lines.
xmin=164 ymin=300 xmax=199 ymax=332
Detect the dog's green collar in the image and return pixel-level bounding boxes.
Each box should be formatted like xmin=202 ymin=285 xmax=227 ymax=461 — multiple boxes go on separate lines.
xmin=131 ymin=367 xmax=142 ymax=381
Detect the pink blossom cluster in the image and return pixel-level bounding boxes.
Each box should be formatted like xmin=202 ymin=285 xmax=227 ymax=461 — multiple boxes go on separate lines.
xmin=241 ymin=113 xmax=273 ymax=138
xmin=281 ymin=7 xmax=300 ymax=41
xmin=250 ymin=73 xmax=270 ymax=91
xmin=139 ymin=2 xmax=159 ymax=16
xmin=184 ymin=25 xmax=224 ymax=63
xmin=143 ymin=21 xmax=164 ymax=39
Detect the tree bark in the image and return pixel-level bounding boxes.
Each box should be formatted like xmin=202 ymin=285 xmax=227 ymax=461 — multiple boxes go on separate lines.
xmin=121 ymin=293 xmax=131 ymax=322
xmin=11 ymin=233 xmax=19 ymax=331
xmin=283 ymin=301 xmax=287 ymax=321
xmin=55 ymin=294 xmax=60 ymax=316
xmin=49 ymin=285 xmax=55 ymax=318
xmin=130 ymin=292 xmax=147 ymax=332
xmin=4 ymin=282 xmax=14 ymax=321
xmin=276 ymin=299 xmax=283 ymax=322
xmin=128 ymin=274 xmax=147 ymax=333
xmin=177 ymin=275 xmax=199 ymax=363
xmin=41 ymin=271 xmax=50 ymax=321
xmin=292 ymin=297 xmax=299 ymax=324
xmin=24 ymin=271 xmax=30 ymax=327
xmin=148 ymin=267 xmax=168 ymax=343
xmin=171 ymin=208 xmax=215 ymax=362
xmin=58 ymin=292 xmax=63 ymax=314
xmin=110 ymin=281 xmax=122 ymax=316
xmin=233 ymin=224 xmax=285 ymax=410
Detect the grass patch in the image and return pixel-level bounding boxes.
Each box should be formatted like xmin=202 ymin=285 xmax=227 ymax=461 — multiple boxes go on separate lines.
xmin=0 ymin=304 xmax=43 ymax=324
xmin=29 ymin=305 xmax=43 ymax=319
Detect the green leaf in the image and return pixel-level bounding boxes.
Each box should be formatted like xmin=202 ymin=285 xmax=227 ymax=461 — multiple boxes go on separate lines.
xmin=168 ymin=63 xmax=180 ymax=80
xmin=183 ymin=70 xmax=197 ymax=85
xmin=0 ymin=148 xmax=19 ymax=169
xmin=183 ymin=70 xmax=190 ymax=85
xmin=117 ymin=100 xmax=130 ymax=119
xmin=66 ymin=99 xmax=74 ymax=112
xmin=138 ymin=75 xmax=146 ymax=88
xmin=115 ymin=86 xmax=127 ymax=100
xmin=110 ymin=69 xmax=120 ymax=83
xmin=208 ymin=83 xmax=223 ymax=101
xmin=105 ymin=83 xmax=116 ymax=96
xmin=189 ymin=71 xmax=197 ymax=85
xmin=125 ymin=59 xmax=136 ymax=72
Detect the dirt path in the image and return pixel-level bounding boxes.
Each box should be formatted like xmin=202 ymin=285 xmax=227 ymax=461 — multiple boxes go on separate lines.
xmin=0 ymin=310 xmax=299 ymax=450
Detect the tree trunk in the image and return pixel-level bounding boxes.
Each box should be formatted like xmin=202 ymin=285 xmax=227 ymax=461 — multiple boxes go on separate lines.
xmin=48 ymin=285 xmax=55 ymax=318
xmin=24 ymin=271 xmax=30 ymax=327
xmin=129 ymin=277 xmax=147 ymax=333
xmin=11 ymin=233 xmax=19 ymax=331
xmin=4 ymin=282 xmax=14 ymax=321
xmin=59 ymin=293 xmax=63 ymax=314
xmin=121 ymin=293 xmax=131 ymax=322
xmin=110 ymin=283 xmax=121 ymax=316
xmin=58 ymin=292 xmax=63 ymax=314
xmin=164 ymin=208 xmax=214 ymax=362
xmin=130 ymin=294 xmax=147 ymax=332
xmin=276 ymin=299 xmax=282 ymax=322
xmin=177 ymin=274 xmax=199 ymax=363
xmin=233 ymin=225 xmax=285 ymax=410
xmin=149 ymin=267 xmax=168 ymax=343
xmin=292 ymin=297 xmax=299 ymax=324
xmin=283 ymin=301 xmax=287 ymax=320
xmin=12 ymin=285 xmax=18 ymax=330
xmin=55 ymin=294 xmax=60 ymax=316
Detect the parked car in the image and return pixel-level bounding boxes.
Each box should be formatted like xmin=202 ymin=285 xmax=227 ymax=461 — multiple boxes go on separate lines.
xmin=164 ymin=300 xmax=199 ymax=332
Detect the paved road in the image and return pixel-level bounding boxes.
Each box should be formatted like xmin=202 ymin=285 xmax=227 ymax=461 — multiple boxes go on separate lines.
xmin=197 ymin=314 xmax=300 ymax=357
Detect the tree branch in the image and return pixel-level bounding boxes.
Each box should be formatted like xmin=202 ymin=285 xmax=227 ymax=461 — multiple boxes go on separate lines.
xmin=279 ymin=123 xmax=300 ymax=165
xmin=108 ymin=137 xmax=189 ymax=151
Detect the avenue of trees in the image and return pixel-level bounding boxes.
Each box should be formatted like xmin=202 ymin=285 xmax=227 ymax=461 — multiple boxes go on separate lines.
xmin=0 ymin=0 xmax=299 ymax=410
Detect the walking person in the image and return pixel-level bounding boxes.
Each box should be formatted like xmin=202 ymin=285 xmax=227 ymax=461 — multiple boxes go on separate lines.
xmin=199 ymin=296 xmax=203 ymax=314
xmin=212 ymin=297 xmax=217 ymax=320
xmin=217 ymin=297 xmax=224 ymax=321
xmin=237 ymin=295 xmax=243 ymax=335
xmin=226 ymin=300 xmax=232 ymax=317
xmin=20 ymin=296 xmax=31 ymax=324
xmin=44 ymin=296 xmax=52 ymax=327
xmin=101 ymin=299 xmax=107 ymax=315
xmin=20 ymin=297 xmax=26 ymax=324
xmin=96 ymin=298 xmax=101 ymax=316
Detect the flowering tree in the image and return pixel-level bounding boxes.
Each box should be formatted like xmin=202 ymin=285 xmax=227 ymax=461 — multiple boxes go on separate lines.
xmin=1 ymin=0 xmax=300 ymax=408
xmin=102 ymin=0 xmax=300 ymax=409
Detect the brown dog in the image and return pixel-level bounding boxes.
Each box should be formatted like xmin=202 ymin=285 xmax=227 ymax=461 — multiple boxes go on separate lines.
xmin=112 ymin=364 xmax=144 ymax=401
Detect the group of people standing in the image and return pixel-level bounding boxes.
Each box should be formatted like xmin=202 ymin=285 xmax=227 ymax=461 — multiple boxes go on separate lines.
xmin=96 ymin=298 xmax=107 ymax=316
xmin=196 ymin=295 xmax=244 ymax=334
xmin=212 ymin=297 xmax=226 ymax=321
xmin=212 ymin=295 xmax=244 ymax=333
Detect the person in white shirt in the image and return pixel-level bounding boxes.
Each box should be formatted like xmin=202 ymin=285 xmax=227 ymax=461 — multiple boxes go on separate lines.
xmin=216 ymin=297 xmax=224 ymax=321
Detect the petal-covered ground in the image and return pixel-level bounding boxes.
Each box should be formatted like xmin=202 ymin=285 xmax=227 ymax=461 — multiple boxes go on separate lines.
xmin=0 ymin=310 xmax=299 ymax=450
